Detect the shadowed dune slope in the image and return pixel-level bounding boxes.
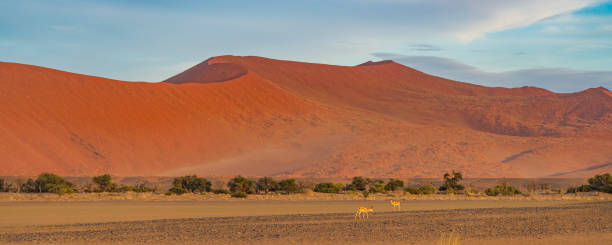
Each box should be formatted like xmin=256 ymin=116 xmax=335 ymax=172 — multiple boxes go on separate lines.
xmin=1 ymin=56 xmax=611 ymax=177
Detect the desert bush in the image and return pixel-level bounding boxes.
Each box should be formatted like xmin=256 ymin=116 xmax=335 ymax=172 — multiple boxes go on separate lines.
xmin=212 ymin=189 xmax=230 ymax=194
xmin=485 ymin=183 xmax=521 ymax=196
xmin=256 ymin=177 xmax=278 ymax=194
xmin=384 ymin=178 xmax=404 ymax=191
xmin=314 ymin=182 xmax=343 ymax=193
xmin=297 ymin=179 xmax=316 ymax=192
xmin=404 ymin=187 xmax=421 ymax=194
xmin=167 ymin=186 xmax=188 ymax=195
xmin=21 ymin=173 xmax=74 ymax=195
xmin=362 ymin=190 xmax=370 ymax=198
xmin=439 ymin=171 xmax=464 ymax=193
xmin=588 ymin=173 xmax=612 ymax=193
xmin=228 ymin=175 xmax=256 ymax=194
xmin=278 ymin=179 xmax=300 ymax=194
xmin=368 ymin=182 xmax=386 ymax=194
xmin=231 ymin=192 xmax=248 ymax=198
xmin=92 ymin=174 xmax=119 ymax=192
xmin=345 ymin=176 xmax=368 ymax=191
xmin=11 ymin=178 xmax=25 ymax=193
xmin=170 ymin=175 xmax=211 ymax=194
xmin=0 ymin=178 xmax=5 ymax=192
xmin=21 ymin=179 xmax=37 ymax=193
xmin=405 ymin=184 xmax=436 ymax=195
xmin=118 ymin=182 xmax=152 ymax=193
xmin=420 ymin=185 xmax=437 ymax=194
xmin=566 ymin=184 xmax=592 ymax=193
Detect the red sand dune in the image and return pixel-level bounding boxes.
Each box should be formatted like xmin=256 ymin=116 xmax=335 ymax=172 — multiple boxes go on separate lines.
xmin=1 ymin=56 xmax=611 ymax=178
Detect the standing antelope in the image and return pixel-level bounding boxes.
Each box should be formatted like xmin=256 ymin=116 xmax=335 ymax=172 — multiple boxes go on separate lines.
xmin=355 ymin=206 xmax=374 ymax=220
xmin=390 ymin=200 xmax=400 ymax=211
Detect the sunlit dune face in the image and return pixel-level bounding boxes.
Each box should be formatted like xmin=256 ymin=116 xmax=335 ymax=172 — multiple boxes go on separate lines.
xmin=1 ymin=57 xmax=611 ymax=178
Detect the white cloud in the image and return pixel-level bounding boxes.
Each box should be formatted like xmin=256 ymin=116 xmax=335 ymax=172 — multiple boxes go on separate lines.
xmin=449 ymin=0 xmax=600 ymax=41
xmin=373 ymin=53 xmax=612 ymax=92
xmin=355 ymin=0 xmax=602 ymax=41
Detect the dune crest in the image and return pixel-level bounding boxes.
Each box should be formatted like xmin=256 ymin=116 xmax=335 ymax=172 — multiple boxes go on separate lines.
xmin=1 ymin=56 xmax=611 ymax=177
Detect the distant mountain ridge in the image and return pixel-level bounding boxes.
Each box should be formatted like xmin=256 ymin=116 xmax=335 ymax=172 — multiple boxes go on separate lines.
xmin=1 ymin=56 xmax=611 ymax=178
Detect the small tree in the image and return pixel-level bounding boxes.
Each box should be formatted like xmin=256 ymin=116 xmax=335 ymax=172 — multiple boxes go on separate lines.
xmin=256 ymin=177 xmax=278 ymax=194
xmin=169 ymin=175 xmax=211 ymax=194
xmin=0 ymin=178 xmax=5 ymax=192
xmin=588 ymin=173 xmax=612 ymax=193
xmin=13 ymin=178 xmax=26 ymax=193
xmin=28 ymin=173 xmax=74 ymax=195
xmin=366 ymin=179 xmax=385 ymax=193
xmin=21 ymin=179 xmax=37 ymax=193
xmin=439 ymin=171 xmax=464 ymax=193
xmin=92 ymin=174 xmax=116 ymax=192
xmin=314 ymin=182 xmax=343 ymax=193
xmin=345 ymin=176 xmax=368 ymax=191
xmin=384 ymin=179 xmax=404 ymax=191
xmin=228 ymin=175 xmax=256 ymax=194
xmin=278 ymin=179 xmax=299 ymax=194
xmin=15 ymin=173 xmax=74 ymax=195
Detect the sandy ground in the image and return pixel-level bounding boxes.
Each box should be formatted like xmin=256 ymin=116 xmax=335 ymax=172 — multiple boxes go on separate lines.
xmin=0 ymin=199 xmax=590 ymax=228
xmin=1 ymin=200 xmax=611 ymax=244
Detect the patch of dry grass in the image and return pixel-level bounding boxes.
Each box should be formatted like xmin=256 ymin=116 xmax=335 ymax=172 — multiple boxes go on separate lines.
xmin=0 ymin=191 xmax=610 ymax=202
xmin=438 ymin=230 xmax=462 ymax=245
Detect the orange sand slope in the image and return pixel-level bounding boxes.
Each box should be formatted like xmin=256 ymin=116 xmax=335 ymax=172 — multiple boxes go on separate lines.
xmin=1 ymin=56 xmax=611 ymax=177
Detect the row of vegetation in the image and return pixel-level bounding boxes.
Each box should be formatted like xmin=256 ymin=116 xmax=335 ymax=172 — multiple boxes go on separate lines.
xmin=1 ymin=172 xmax=610 ymax=197
xmin=566 ymin=173 xmax=612 ymax=194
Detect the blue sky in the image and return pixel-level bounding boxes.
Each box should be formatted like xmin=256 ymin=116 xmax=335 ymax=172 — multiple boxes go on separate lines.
xmin=1 ymin=0 xmax=611 ymax=92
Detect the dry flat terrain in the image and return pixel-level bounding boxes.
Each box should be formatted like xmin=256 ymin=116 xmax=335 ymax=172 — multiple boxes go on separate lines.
xmin=1 ymin=56 xmax=611 ymax=178
xmin=1 ymin=200 xmax=610 ymax=244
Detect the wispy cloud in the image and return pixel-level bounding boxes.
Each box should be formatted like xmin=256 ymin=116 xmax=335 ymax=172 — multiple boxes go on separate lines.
xmin=373 ymin=53 xmax=612 ymax=92
xmin=408 ymin=44 xmax=442 ymax=51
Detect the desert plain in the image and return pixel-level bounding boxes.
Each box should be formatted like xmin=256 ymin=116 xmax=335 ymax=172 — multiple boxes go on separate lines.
xmin=1 ymin=190 xmax=611 ymax=245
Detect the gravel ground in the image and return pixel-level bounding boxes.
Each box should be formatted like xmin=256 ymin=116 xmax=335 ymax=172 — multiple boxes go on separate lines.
xmin=1 ymin=201 xmax=611 ymax=245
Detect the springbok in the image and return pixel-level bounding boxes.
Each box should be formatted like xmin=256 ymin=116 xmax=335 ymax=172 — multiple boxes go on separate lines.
xmin=390 ymin=200 xmax=400 ymax=211
xmin=355 ymin=206 xmax=374 ymax=220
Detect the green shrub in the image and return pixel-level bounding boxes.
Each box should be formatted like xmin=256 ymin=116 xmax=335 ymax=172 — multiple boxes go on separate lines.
xmin=0 ymin=178 xmax=5 ymax=192
xmin=22 ymin=173 xmax=74 ymax=195
xmin=405 ymin=184 xmax=436 ymax=195
xmin=439 ymin=171 xmax=464 ymax=192
xmin=118 ymin=183 xmax=152 ymax=193
xmin=368 ymin=182 xmax=386 ymax=193
xmin=404 ymin=187 xmax=421 ymax=194
xmin=588 ymin=173 xmax=612 ymax=193
xmin=92 ymin=174 xmax=115 ymax=192
xmin=362 ymin=190 xmax=370 ymax=198
xmin=167 ymin=186 xmax=188 ymax=195
xmin=314 ymin=182 xmax=343 ymax=193
xmin=256 ymin=177 xmax=278 ymax=194
xmin=170 ymin=175 xmax=211 ymax=194
xmin=384 ymin=179 xmax=404 ymax=191
xmin=420 ymin=185 xmax=436 ymax=194
xmin=212 ymin=189 xmax=230 ymax=194
xmin=278 ymin=179 xmax=300 ymax=194
xmin=21 ymin=179 xmax=37 ymax=193
xmin=228 ymin=176 xmax=256 ymax=194
xmin=345 ymin=176 xmax=368 ymax=191
xmin=231 ymin=192 xmax=248 ymax=198
xmin=485 ymin=183 xmax=521 ymax=196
